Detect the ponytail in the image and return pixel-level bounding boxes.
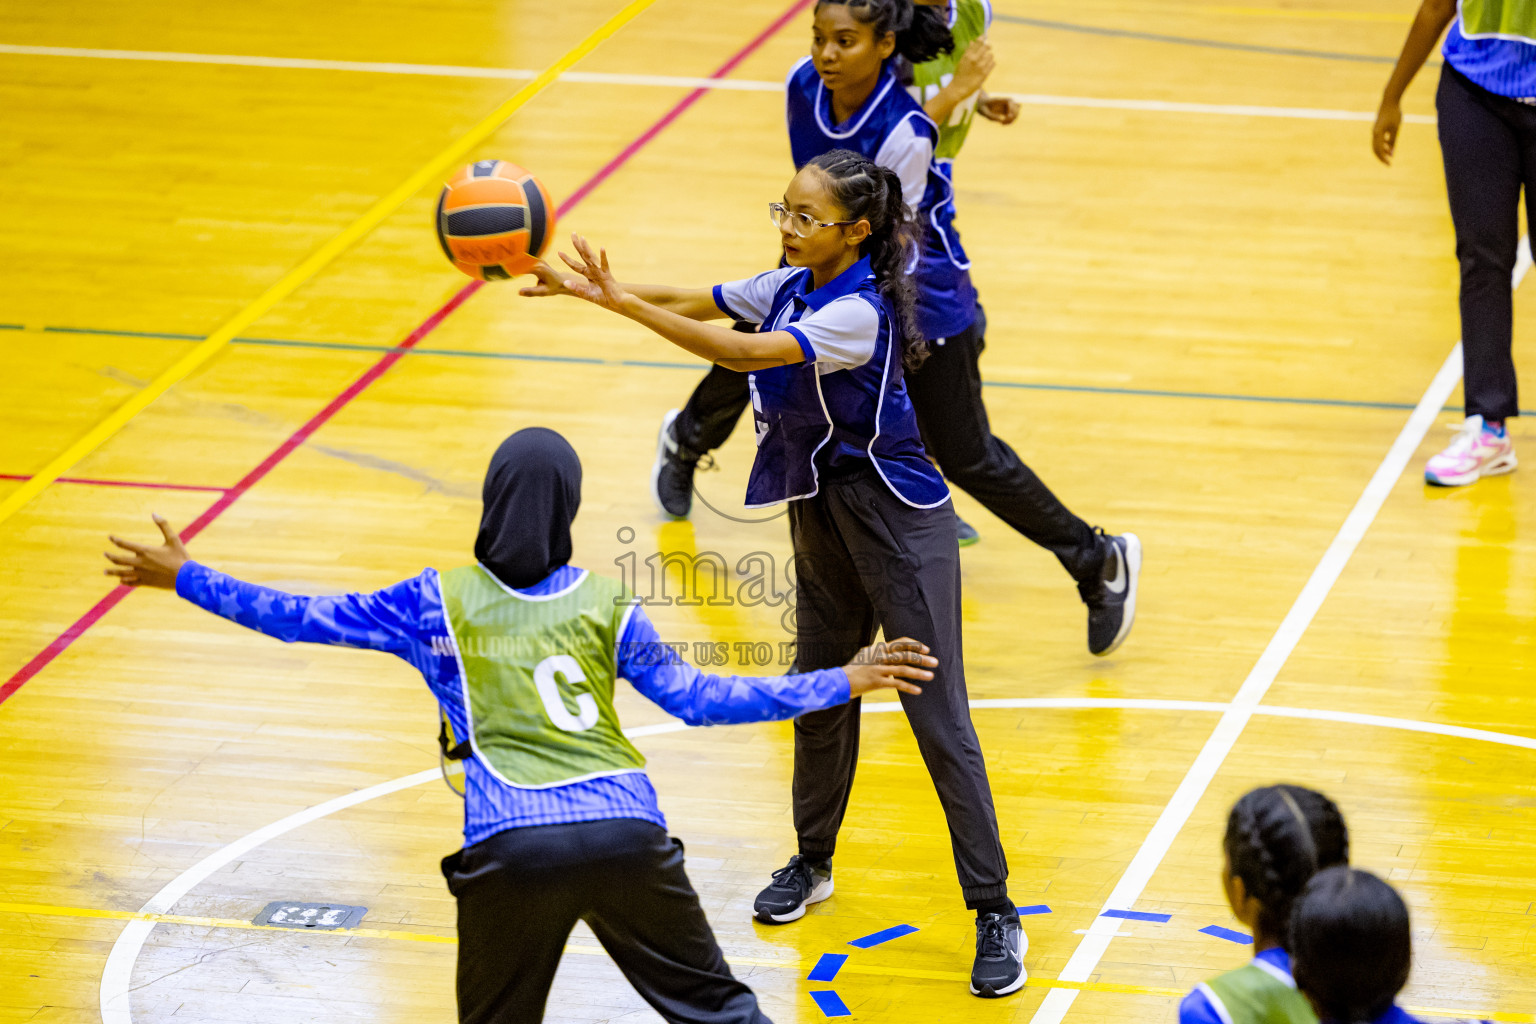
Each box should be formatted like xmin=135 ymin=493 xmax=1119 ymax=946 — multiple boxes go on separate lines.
xmin=816 ymin=0 xmax=954 ymax=65
xmin=805 ymin=149 xmax=927 ymax=371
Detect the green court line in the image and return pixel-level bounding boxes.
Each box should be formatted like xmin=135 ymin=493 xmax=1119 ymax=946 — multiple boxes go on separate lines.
xmin=34 ymin=322 xmax=1524 ymax=416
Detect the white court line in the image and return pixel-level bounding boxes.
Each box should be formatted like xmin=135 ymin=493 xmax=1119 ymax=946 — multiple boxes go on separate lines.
xmin=96 ymin=720 xmax=686 ymax=1024
xmin=1004 ymin=92 xmax=1437 ymax=125
xmin=97 ymin=699 xmax=1536 ymax=1021
xmin=0 ymin=43 xmax=1434 ymax=123
xmin=1027 ymin=253 xmax=1535 ymax=1024
xmin=0 ymin=43 xmax=784 ymax=92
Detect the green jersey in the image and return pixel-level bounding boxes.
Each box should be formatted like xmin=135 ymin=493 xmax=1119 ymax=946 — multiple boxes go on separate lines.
xmin=1196 ymin=958 xmax=1317 ymax=1024
xmin=1460 ymin=0 xmax=1536 ymax=40
xmin=906 ymin=0 xmax=994 ymax=160
xmin=439 ymin=565 xmax=645 ymax=788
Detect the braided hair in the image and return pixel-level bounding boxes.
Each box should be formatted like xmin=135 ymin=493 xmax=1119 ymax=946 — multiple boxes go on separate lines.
xmin=1223 ymin=785 xmax=1349 ymax=948
xmin=805 ymin=149 xmax=926 ymax=370
xmin=816 ymin=0 xmax=955 ymax=65
xmin=1290 ymin=867 xmax=1411 ymax=1023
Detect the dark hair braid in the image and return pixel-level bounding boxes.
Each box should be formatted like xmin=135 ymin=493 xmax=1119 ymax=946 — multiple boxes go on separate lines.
xmin=805 ymin=149 xmax=927 ymax=370
xmin=1290 ymin=867 xmax=1411 ymax=1023
xmin=816 ymin=0 xmax=955 ymax=65
xmin=1223 ymin=785 xmax=1350 ymax=948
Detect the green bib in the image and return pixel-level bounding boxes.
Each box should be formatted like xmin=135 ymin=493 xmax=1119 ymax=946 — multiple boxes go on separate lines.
xmin=439 ymin=566 xmax=645 ymax=788
xmin=906 ymin=0 xmax=991 ymax=160
xmin=1461 ymin=0 xmax=1536 ymax=41
xmin=1199 ymin=961 xmax=1317 ymax=1024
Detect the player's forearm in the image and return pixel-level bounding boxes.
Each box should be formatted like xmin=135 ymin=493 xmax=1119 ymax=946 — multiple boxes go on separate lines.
xmin=629 ymin=658 xmax=851 ymax=726
xmin=620 ymin=283 xmax=722 ymax=320
xmin=1382 ymin=0 xmax=1456 ymax=105
xmin=176 ymin=561 xmax=316 ymax=643
xmin=923 ymin=79 xmax=972 ymax=126
xmin=617 ymin=294 xmax=802 ymax=371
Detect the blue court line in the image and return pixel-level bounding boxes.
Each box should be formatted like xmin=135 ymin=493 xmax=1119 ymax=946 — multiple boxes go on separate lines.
xmin=992 ymin=13 xmax=1416 ymax=65
xmin=43 ymin=325 xmax=202 ymax=340
xmin=1102 ymin=908 xmax=1173 ymax=923
xmin=848 ymin=923 xmax=918 ymax=948
xmin=36 ymin=323 xmax=1531 ymax=416
xmin=1017 ymin=904 xmax=1052 ymax=916
xmin=808 ymin=953 xmax=848 ymax=982
xmin=0 ymin=323 xmax=23 ymax=330
xmin=809 ymin=991 xmax=852 ymax=1017
xmin=1201 ymin=925 xmax=1254 ymax=944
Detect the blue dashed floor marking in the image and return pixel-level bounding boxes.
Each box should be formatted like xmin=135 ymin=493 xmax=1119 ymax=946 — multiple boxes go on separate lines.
xmin=847 ymin=923 xmax=918 ymax=948
xmin=1200 ymin=925 xmax=1253 ymax=944
xmin=1102 ymin=908 xmax=1173 ymax=923
xmin=808 ymin=953 xmax=848 ymax=981
xmin=810 ymin=990 xmax=852 ymax=1017
xmin=1017 ymin=904 xmax=1052 ymax=916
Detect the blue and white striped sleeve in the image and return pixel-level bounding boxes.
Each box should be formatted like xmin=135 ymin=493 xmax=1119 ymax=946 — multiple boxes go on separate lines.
xmin=615 ymin=603 xmax=849 ymax=725
xmin=714 ymin=268 xmax=797 ymax=323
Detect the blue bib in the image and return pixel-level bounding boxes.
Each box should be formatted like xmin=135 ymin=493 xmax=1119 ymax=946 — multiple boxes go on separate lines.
xmin=786 ymin=58 xmax=978 ymax=339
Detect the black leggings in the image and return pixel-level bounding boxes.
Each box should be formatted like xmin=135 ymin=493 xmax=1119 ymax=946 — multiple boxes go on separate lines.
xmin=787 ymin=468 xmax=1010 ymax=907
xmin=1438 ymin=62 xmax=1534 ymax=421
xmin=443 ymin=819 xmax=769 ymax=1024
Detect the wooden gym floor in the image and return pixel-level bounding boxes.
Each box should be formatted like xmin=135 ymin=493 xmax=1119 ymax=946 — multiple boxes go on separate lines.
xmin=2 ymin=1 xmax=1534 ymax=1021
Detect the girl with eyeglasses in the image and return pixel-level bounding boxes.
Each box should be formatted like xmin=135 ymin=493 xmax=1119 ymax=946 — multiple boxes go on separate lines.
xmin=522 ymin=148 xmax=1026 ymax=998
xmin=651 ymin=0 xmax=1140 ymax=656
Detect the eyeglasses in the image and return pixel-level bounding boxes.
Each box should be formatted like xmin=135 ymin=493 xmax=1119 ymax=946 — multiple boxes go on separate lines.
xmin=769 ymin=202 xmax=857 ymax=238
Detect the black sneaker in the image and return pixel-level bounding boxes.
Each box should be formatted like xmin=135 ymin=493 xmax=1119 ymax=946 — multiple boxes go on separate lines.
xmin=651 ymin=409 xmax=698 ymax=520
xmin=956 ymin=516 xmax=981 ymax=547
xmin=1080 ymin=530 xmax=1141 ymax=657
xmin=970 ymin=912 xmax=1028 ymax=998
xmin=752 ymin=855 xmax=833 ymax=924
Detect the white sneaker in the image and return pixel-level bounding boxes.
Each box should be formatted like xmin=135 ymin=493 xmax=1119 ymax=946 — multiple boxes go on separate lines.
xmin=1424 ymin=416 xmax=1517 ymax=487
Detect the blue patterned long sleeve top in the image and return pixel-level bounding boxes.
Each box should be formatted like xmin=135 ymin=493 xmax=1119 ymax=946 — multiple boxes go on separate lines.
xmin=175 ymin=561 xmax=849 ymax=845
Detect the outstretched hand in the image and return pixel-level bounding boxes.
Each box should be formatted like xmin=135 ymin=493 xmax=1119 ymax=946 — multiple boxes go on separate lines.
xmin=843 ymin=637 xmax=936 ymax=698
xmin=518 ymin=233 xmax=631 ymax=311
xmin=105 ymin=515 xmax=190 ymax=590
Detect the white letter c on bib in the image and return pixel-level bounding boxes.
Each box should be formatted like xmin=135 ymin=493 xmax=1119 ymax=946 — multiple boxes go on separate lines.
xmin=533 ymin=655 xmax=600 ymax=732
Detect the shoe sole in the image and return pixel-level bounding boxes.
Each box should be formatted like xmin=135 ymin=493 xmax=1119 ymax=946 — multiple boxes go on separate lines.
xmin=1093 ymin=532 xmax=1141 ymax=657
xmin=969 ymin=967 xmax=1029 ymax=998
xmin=650 ymin=409 xmax=689 ymax=520
xmin=753 ymin=878 xmax=833 ymax=924
xmin=1425 ymin=451 xmax=1518 ymax=487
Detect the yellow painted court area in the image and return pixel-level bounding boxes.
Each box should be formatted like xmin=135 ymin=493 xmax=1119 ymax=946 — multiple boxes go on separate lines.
xmin=2 ymin=1 xmax=1535 ymax=1023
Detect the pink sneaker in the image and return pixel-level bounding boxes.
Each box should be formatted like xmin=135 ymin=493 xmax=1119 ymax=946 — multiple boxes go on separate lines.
xmin=1424 ymin=416 xmax=1517 ymax=486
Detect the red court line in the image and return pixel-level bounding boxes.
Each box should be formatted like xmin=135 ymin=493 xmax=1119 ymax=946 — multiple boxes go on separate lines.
xmin=0 ymin=473 xmax=229 ymax=494
xmin=1 ymin=0 xmax=812 ymax=708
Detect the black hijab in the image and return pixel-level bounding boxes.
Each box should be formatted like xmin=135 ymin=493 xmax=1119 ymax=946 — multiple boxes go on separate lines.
xmin=475 ymin=427 xmax=582 ymax=589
